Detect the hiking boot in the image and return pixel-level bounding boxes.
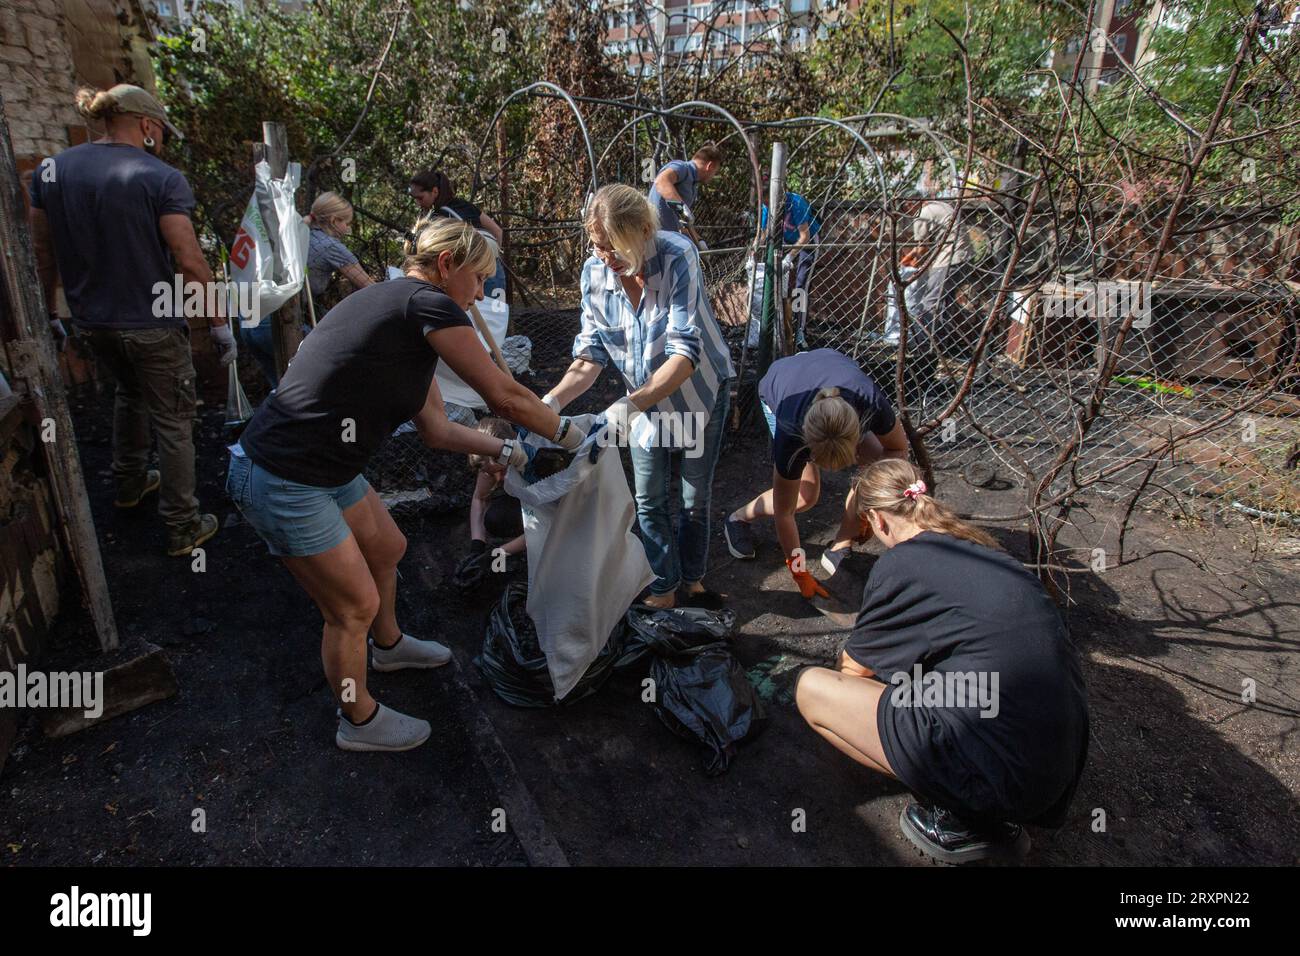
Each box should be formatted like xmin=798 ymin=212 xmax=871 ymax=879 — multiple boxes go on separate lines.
xmin=370 ymin=633 xmax=453 ymax=672
xmin=114 ymin=469 xmax=161 ymax=508
xmin=724 ymin=513 xmax=756 ymax=559
xmin=166 ymin=513 xmax=219 ymax=556
xmin=899 ymin=802 xmax=1030 ymax=864
xmin=336 ymin=703 xmax=431 ymax=752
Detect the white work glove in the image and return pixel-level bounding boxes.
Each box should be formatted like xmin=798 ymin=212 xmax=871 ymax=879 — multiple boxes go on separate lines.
xmin=601 ymin=395 xmax=643 ymax=448
xmin=781 ymin=252 xmax=795 ymax=272
xmin=210 ymin=323 xmax=237 ymax=367
xmin=501 ymin=438 xmax=529 ymax=472
xmin=541 ymin=393 xmax=563 ymax=414
xmin=679 ymin=203 xmax=695 ymax=226
xmin=695 ymin=237 xmax=709 ymax=251
xmin=554 ymin=416 xmax=587 ymax=452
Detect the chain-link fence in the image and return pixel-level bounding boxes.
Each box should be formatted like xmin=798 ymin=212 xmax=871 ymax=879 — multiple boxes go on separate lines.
xmin=365 ymin=8 xmax=1300 ymax=575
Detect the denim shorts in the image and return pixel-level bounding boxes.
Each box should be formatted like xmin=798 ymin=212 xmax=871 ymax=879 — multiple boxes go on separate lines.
xmin=226 ymin=451 xmax=370 ymax=557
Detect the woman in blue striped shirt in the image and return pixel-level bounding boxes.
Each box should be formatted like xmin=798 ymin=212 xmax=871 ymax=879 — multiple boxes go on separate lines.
xmin=543 ymin=185 xmax=736 ymax=609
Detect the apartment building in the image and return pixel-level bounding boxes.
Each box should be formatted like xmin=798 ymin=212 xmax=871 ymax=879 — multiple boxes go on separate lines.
xmin=602 ymin=0 xmax=861 ymax=75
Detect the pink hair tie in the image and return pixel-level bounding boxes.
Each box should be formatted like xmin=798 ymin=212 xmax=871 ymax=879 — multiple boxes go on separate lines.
xmin=903 ymin=480 xmax=927 ymax=500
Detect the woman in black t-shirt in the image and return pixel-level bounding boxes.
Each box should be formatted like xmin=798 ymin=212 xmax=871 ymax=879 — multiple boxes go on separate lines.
xmin=408 ymin=169 xmax=507 ymax=300
xmin=794 ymin=460 xmax=1089 ymax=864
xmin=228 ymin=219 xmax=586 ymax=754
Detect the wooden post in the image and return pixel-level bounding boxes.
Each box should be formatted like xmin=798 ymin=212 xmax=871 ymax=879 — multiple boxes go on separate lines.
xmin=259 ymin=122 xmax=304 ymax=378
xmin=0 ymin=94 xmax=118 ymax=651
xmin=496 ymin=119 xmax=511 ymax=325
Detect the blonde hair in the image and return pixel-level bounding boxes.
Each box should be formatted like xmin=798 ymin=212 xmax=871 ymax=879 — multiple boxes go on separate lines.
xmin=468 ymin=417 xmax=514 ymax=470
xmin=803 ymin=388 xmax=861 ymax=471
xmin=584 ymin=183 xmax=659 ymax=275
xmin=74 ymin=86 xmax=119 ymax=120
xmin=306 ymin=191 xmax=353 ymax=233
xmin=855 ymin=460 xmax=999 ymax=549
xmin=403 ymin=216 xmax=496 ymax=280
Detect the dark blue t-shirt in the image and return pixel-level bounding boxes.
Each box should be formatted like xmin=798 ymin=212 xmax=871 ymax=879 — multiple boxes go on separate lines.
xmin=758 ymin=348 xmax=896 ymax=479
xmin=29 ymin=142 xmax=196 ymax=330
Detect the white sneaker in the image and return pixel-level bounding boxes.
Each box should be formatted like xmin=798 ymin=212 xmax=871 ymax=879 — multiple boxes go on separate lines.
xmin=821 ymin=547 xmax=850 ymax=577
xmin=335 ymin=703 xmax=431 ymax=752
xmin=370 ymin=633 xmax=453 ymax=672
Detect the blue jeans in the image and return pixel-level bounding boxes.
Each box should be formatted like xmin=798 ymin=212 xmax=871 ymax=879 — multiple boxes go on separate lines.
xmin=241 ymin=319 xmax=278 ymax=388
xmin=629 ymin=383 xmax=731 ymax=595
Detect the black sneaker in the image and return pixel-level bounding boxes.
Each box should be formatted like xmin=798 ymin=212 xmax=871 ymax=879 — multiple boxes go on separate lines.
xmin=899 ymin=802 xmax=1029 ymax=864
xmin=724 ymin=514 xmax=756 ymax=559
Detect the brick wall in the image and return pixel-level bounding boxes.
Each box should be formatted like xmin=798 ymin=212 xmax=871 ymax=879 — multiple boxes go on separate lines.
xmin=0 ymin=0 xmax=81 ymax=162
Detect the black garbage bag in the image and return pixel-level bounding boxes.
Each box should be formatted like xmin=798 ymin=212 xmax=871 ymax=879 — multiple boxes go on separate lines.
xmin=650 ymin=643 xmax=767 ymax=775
xmin=476 ymin=580 xmax=623 ymax=707
xmin=617 ymin=605 xmax=738 ymax=668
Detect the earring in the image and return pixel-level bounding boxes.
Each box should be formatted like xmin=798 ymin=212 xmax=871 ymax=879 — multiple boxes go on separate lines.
xmin=143 ymin=135 xmax=156 ymax=149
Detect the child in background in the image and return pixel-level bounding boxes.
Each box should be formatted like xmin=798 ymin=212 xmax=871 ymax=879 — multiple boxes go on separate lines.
xmin=467 ymin=418 xmax=526 ymax=560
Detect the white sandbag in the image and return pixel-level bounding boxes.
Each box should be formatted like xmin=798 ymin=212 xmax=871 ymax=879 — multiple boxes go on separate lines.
xmin=433 ymin=295 xmax=510 ymax=411
xmin=228 ymin=159 xmax=309 ymax=328
xmin=504 ymin=415 xmax=654 ymax=700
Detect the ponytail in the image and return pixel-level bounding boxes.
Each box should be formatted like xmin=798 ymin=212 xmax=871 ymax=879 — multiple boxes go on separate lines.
xmin=855 ymin=459 xmax=999 ymax=549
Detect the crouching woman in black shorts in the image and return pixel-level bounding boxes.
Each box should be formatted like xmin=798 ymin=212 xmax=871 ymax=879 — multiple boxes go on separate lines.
xmin=228 ymin=219 xmax=585 ymax=752
xmin=795 ymin=460 xmax=1089 ymax=863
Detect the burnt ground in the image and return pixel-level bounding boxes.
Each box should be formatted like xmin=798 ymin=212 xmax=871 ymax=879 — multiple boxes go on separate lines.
xmin=2 ymin=317 xmax=1298 ymax=866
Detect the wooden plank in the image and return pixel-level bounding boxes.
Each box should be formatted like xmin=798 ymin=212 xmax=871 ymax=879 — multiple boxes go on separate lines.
xmin=40 ymin=642 xmax=178 ymax=738
xmin=0 ymin=93 xmax=118 ymax=651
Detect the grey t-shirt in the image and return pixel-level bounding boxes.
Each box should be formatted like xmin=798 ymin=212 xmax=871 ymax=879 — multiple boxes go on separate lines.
xmin=29 ymin=142 xmax=196 ymax=330
xmin=913 ymin=200 xmax=972 ymax=268
xmin=306 ymin=227 xmax=359 ymax=298
xmin=647 ymin=159 xmax=697 ymax=233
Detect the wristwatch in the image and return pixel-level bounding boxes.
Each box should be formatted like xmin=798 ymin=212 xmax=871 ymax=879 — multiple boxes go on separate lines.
xmin=495 ymin=439 xmax=516 ymax=467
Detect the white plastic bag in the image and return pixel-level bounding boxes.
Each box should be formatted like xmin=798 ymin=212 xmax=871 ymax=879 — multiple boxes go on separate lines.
xmin=227 ymin=160 xmax=309 ymax=328
xmin=504 ymin=416 xmax=654 ymax=700
xmin=433 ymin=297 xmax=510 ymax=411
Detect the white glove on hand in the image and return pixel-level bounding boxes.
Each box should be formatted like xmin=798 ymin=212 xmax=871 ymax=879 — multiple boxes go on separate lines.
xmin=680 ymin=203 xmax=695 ymax=226
xmin=502 ymin=439 xmax=529 ymax=472
xmin=695 ymin=237 xmax=709 ymax=251
xmin=555 ymin=416 xmax=587 ymax=452
xmin=781 ymin=253 xmax=795 ymax=272
xmin=602 ymin=396 xmax=643 ymax=448
xmin=541 ymin=393 xmax=562 ymax=414
xmin=211 ymin=323 xmax=237 ymax=367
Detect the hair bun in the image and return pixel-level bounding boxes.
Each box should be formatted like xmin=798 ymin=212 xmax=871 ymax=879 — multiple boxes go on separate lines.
xmin=74 ymin=86 xmax=115 ymax=120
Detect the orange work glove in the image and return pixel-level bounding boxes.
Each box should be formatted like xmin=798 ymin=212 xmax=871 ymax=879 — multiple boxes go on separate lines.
xmin=786 ymin=557 xmax=830 ymax=599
